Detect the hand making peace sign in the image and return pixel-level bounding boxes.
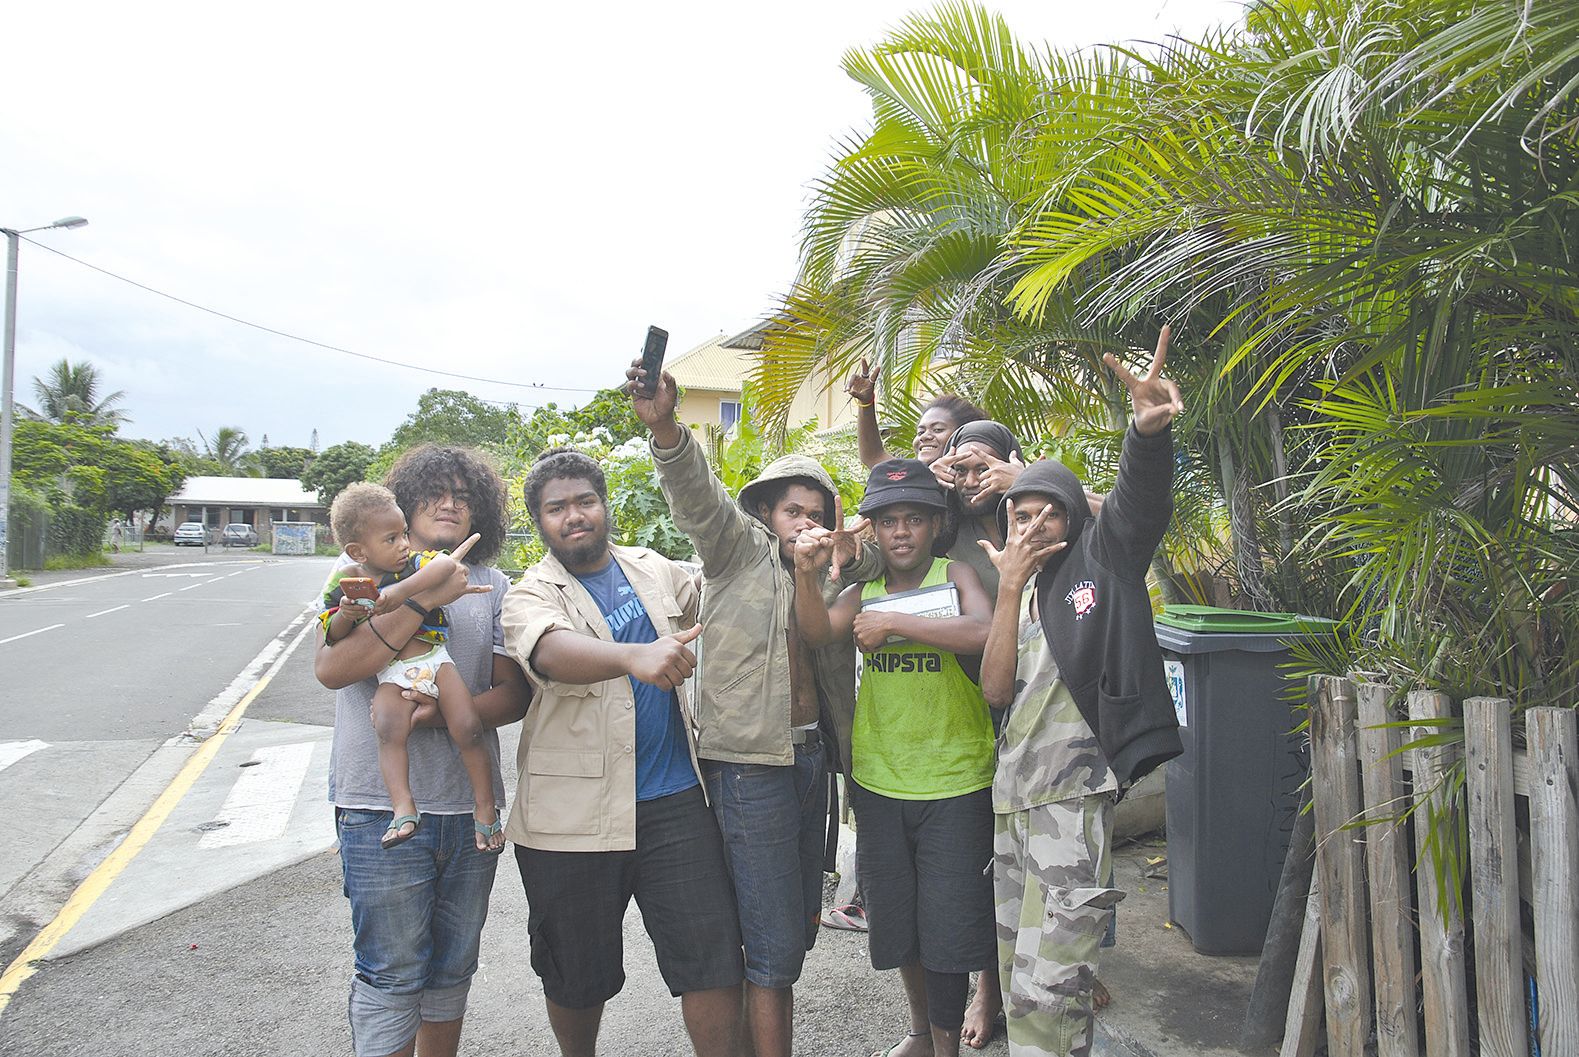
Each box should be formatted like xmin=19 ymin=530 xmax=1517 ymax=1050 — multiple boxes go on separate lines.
xmin=1103 ymin=325 xmax=1184 ymax=437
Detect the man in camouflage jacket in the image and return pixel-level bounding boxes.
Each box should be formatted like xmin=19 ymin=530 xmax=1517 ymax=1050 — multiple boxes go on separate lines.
xmin=977 ymin=329 xmax=1183 ymax=1057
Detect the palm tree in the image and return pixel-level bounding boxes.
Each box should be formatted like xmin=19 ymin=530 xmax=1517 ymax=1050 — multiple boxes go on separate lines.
xmin=1005 ymin=0 xmax=1579 ymax=706
xmin=749 ymin=3 xmax=1230 ymax=603
xmin=197 ymin=427 xmax=262 ymax=477
xmin=23 ymin=358 xmax=129 ymax=426
xmin=763 ymin=0 xmax=1578 ymax=708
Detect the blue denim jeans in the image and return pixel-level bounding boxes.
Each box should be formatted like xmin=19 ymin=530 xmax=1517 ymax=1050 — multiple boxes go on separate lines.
xmin=702 ymin=740 xmax=826 ymax=989
xmin=337 ymin=808 xmax=498 ymax=1057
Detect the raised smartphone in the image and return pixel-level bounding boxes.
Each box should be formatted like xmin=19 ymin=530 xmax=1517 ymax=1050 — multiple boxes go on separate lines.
xmin=639 ymin=325 xmax=668 ymax=395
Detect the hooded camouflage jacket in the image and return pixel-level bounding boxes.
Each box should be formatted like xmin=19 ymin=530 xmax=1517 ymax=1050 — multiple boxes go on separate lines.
xmin=651 ymin=429 xmax=877 ymax=767
xmin=998 ymin=425 xmax=1182 ymax=790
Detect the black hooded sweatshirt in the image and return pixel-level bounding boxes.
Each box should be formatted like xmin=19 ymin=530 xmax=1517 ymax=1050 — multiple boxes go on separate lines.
xmin=997 ymin=425 xmax=1182 ymax=790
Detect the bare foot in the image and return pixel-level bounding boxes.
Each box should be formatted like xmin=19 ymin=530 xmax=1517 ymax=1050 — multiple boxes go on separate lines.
xmin=960 ymin=976 xmax=1002 ymax=1050
xmin=1094 ymin=978 xmax=1112 ymax=1011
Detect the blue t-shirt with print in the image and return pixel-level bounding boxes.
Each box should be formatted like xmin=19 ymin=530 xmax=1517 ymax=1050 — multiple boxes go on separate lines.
xmin=574 ymin=557 xmax=698 ymax=802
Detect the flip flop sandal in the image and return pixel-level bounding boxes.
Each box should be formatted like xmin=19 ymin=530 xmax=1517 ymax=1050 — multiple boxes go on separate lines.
xmin=474 ymin=817 xmax=505 ymax=854
xmin=867 ymin=1029 xmax=927 ymax=1057
xmin=821 ymin=903 xmax=869 ymax=931
xmin=381 ymin=814 xmax=421 ymax=850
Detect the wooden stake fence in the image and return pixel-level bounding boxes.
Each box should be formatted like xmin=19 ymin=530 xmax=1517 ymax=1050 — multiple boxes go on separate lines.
xmin=1282 ymin=676 xmax=1578 ymax=1057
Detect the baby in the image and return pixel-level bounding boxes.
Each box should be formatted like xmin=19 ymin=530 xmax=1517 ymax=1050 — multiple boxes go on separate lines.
xmin=321 ymin=483 xmax=503 ymax=853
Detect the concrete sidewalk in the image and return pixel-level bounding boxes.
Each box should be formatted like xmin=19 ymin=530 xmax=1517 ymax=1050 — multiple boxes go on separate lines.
xmin=1095 ymin=836 xmax=1267 ymax=1057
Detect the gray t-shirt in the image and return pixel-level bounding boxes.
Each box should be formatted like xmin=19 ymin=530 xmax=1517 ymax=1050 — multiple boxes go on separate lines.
xmin=327 ymin=562 xmax=512 ymax=813
xmin=947 ymin=515 xmax=1000 ymax=600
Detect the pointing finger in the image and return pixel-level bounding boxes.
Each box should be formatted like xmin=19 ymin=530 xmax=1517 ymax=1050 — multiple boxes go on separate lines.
xmin=834 ymin=493 xmax=844 ymax=530
xmin=450 ymin=533 xmax=482 ymax=561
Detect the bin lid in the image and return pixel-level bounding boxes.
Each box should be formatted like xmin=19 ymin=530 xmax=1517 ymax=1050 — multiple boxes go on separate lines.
xmin=1156 ymin=605 xmax=1336 ymax=635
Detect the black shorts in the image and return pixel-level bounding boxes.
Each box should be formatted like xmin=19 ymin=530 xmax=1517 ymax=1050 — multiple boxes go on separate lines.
xmin=849 ymin=782 xmax=995 ymax=973
xmin=515 ymin=784 xmax=744 ymax=1008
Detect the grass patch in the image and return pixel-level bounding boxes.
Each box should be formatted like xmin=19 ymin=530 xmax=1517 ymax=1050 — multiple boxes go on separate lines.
xmin=12 ymin=575 xmax=31 ymax=587
xmin=44 ymin=552 xmax=113 ymax=571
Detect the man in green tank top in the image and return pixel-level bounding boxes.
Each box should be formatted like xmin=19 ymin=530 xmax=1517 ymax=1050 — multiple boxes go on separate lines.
xmin=794 ymin=459 xmax=997 ymax=1057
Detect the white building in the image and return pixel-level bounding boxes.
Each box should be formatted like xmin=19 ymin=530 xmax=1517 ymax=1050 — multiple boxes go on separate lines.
xmin=164 ymin=476 xmax=327 ymax=539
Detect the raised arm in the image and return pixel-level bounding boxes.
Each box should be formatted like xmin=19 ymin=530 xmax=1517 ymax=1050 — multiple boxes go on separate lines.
xmin=1094 ymin=327 xmax=1182 ymax=574
xmin=627 ymin=360 xmax=762 ymax=579
xmin=847 ymin=359 xmax=890 ymax=469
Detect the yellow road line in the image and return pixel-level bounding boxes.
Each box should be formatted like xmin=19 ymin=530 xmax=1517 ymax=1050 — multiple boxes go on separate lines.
xmin=0 ymin=614 xmax=316 ymax=1015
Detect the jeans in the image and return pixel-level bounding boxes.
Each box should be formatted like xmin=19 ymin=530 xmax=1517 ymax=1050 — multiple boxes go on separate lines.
xmin=702 ymin=740 xmax=826 ymax=989
xmin=337 ymin=808 xmax=498 ymax=1057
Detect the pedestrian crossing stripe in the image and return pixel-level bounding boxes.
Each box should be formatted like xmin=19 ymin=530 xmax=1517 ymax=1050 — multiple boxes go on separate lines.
xmin=0 ymin=740 xmax=48 ymax=773
xmin=198 ymin=743 xmax=317 ymax=849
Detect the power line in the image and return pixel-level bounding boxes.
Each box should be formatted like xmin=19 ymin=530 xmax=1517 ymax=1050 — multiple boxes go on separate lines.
xmin=19 ymin=234 xmax=606 ymax=395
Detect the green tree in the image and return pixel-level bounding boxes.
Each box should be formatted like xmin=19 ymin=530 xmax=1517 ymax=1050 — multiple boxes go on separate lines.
xmin=9 ymin=420 xmax=185 ymax=540
xmin=22 ymin=358 xmax=128 ymax=426
xmin=105 ymin=443 xmax=186 ymax=522
xmin=119 ymin=436 xmax=185 ymax=518
xmin=566 ymin=389 xmax=646 ymax=446
xmin=11 ymin=420 xmax=74 ymax=486
xmin=389 ymin=389 xmax=521 ymax=452
xmin=257 ymin=445 xmax=316 ymax=479
xmin=301 ymin=441 xmax=377 ymax=505
xmin=173 ymin=428 xmax=261 ymax=476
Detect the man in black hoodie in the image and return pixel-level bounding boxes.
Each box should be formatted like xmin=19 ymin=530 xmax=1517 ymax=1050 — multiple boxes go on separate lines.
xmin=978 ymin=327 xmax=1182 ymax=1057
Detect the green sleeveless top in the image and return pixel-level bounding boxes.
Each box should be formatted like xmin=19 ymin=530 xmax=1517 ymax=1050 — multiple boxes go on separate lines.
xmin=853 ymin=557 xmax=996 ymax=800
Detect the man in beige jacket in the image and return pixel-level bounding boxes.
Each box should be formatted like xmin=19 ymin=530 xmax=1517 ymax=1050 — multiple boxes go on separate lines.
xmin=501 ymin=448 xmax=743 ymax=1057
xmin=629 ymin=359 xmax=878 ymax=1057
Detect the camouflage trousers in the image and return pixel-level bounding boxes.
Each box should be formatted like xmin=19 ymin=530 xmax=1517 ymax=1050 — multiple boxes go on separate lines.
xmin=993 ymin=794 xmax=1122 ymax=1057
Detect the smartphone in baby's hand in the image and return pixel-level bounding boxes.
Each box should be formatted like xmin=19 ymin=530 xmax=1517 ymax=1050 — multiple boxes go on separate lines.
xmin=339 ymin=577 xmax=378 ymax=609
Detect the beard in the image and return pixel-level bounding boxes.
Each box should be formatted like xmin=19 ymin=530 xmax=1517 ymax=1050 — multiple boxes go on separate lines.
xmin=552 ymin=525 xmax=610 ymax=569
xmin=961 ymin=489 xmax=996 ymax=517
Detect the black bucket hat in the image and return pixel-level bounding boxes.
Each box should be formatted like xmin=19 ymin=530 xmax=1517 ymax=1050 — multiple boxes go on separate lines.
xmin=858 ymin=459 xmax=947 ymax=516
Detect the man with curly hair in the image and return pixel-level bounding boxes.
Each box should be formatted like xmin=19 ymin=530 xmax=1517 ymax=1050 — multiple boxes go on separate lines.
xmin=316 ymin=443 xmax=533 ymax=1057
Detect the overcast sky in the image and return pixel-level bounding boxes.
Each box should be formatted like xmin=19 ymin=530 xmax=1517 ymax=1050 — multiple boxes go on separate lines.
xmin=5 ymin=0 xmax=1242 ymax=452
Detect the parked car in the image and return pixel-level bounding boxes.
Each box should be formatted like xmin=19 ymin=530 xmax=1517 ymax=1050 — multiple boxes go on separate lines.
xmin=221 ymin=523 xmax=259 ymax=548
xmin=174 ymin=522 xmax=208 ymax=547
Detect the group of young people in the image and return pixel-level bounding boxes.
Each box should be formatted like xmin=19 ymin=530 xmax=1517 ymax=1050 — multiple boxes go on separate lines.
xmin=316 ymin=328 xmax=1185 ymax=1057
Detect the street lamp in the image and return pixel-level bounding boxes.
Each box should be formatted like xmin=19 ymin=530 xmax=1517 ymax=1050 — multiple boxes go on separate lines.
xmin=1 ymin=215 xmax=89 ymax=588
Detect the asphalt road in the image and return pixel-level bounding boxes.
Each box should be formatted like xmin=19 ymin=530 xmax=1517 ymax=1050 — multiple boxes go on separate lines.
xmin=0 ymin=550 xmax=328 ymax=741
xmin=1 ymin=550 xmax=334 ymax=965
